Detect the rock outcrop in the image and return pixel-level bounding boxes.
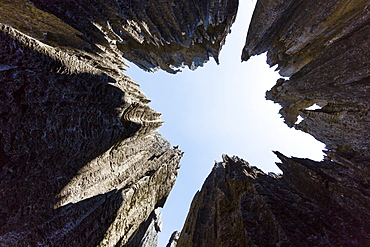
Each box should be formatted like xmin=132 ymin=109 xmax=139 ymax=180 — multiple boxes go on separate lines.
xmin=175 ymin=0 xmax=370 ymax=246
xmin=2 ymin=0 xmax=369 ymax=246
xmin=177 ymin=154 xmax=370 ymax=246
xmin=1 ymin=0 xmax=238 ymax=74
xmin=243 ymin=0 xmax=370 ymax=165
xmin=166 ymin=231 xmax=180 ymax=247
xmin=125 ymin=209 xmax=162 ymax=247
xmin=0 ymin=0 xmax=241 ymax=245
xmin=0 ymin=0 xmax=253 ymax=245
xmin=0 ymin=22 xmax=183 ymax=246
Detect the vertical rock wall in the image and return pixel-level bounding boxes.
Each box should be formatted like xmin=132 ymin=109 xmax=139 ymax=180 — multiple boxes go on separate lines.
xmin=175 ymin=0 xmax=370 ymax=246
xmin=2 ymin=0 xmax=368 ymax=246
xmin=1 ymin=0 xmax=238 ymax=74
xmin=0 ymin=0 xmax=240 ymax=244
xmin=0 ymin=0 xmax=239 ymax=245
xmin=177 ymin=154 xmax=370 ymax=246
xmin=0 ymin=23 xmax=182 ymax=246
xmin=243 ymin=0 xmax=370 ymax=165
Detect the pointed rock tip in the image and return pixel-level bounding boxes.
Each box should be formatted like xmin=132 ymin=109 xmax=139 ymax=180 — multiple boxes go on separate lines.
xmin=272 ymin=150 xmax=287 ymax=160
xmin=241 ymin=47 xmax=253 ymax=61
xmin=221 ymin=153 xmax=231 ymax=162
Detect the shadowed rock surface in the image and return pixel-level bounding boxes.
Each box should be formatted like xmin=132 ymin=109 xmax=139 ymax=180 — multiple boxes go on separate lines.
xmin=175 ymin=0 xmax=369 ymax=246
xmin=2 ymin=0 xmax=369 ymax=246
xmin=243 ymin=0 xmax=370 ymax=166
xmin=242 ymin=0 xmax=370 ymax=77
xmin=0 ymin=0 xmax=239 ymax=245
xmin=177 ymin=154 xmax=370 ymax=247
xmin=124 ymin=209 xmax=162 ymax=247
xmin=1 ymin=0 xmax=238 ymax=74
xmin=0 ymin=1 xmax=188 ymax=245
xmin=166 ymin=231 xmax=180 ymax=247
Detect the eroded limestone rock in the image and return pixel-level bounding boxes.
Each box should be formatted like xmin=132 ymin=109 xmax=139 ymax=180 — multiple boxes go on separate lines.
xmin=1 ymin=0 xmax=238 ymax=74
xmin=242 ymin=0 xmax=370 ymax=77
xmin=243 ymin=0 xmax=370 ymax=164
xmin=125 ymin=209 xmax=162 ymax=247
xmin=0 ymin=10 xmax=182 ymax=247
xmin=166 ymin=231 xmax=180 ymax=247
xmin=177 ymin=154 xmax=370 ymax=246
xmin=175 ymin=1 xmax=369 ymax=246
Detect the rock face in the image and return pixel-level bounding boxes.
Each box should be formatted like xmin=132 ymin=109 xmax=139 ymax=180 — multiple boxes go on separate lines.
xmin=175 ymin=0 xmax=370 ymax=246
xmin=166 ymin=231 xmax=180 ymax=247
xmin=242 ymin=0 xmax=370 ymax=77
xmin=1 ymin=0 xmax=238 ymax=74
xmin=2 ymin=0 xmax=369 ymax=246
xmin=177 ymin=154 xmax=370 ymax=246
xmin=0 ymin=23 xmax=183 ymax=246
xmin=2 ymin=0 xmax=260 ymax=245
xmin=243 ymin=0 xmax=370 ymax=165
xmin=125 ymin=209 xmax=162 ymax=247
xmin=0 ymin=0 xmax=240 ymax=245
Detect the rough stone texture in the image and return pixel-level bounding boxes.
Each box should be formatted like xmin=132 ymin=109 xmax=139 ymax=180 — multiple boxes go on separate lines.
xmin=125 ymin=209 xmax=162 ymax=247
xmin=0 ymin=8 xmax=183 ymax=247
xmin=0 ymin=0 xmax=238 ymax=74
xmin=177 ymin=154 xmax=370 ymax=247
xmin=242 ymin=0 xmax=370 ymax=77
xmin=0 ymin=0 xmax=240 ymax=245
xmin=176 ymin=1 xmax=370 ymax=246
xmin=166 ymin=231 xmax=180 ymax=247
xmin=243 ymin=0 xmax=370 ymax=166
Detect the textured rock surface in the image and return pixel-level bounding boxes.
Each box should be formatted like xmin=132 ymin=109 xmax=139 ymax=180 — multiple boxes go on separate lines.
xmin=0 ymin=0 xmax=238 ymax=74
xmin=2 ymin=0 xmax=369 ymax=246
xmin=0 ymin=0 xmax=241 ymax=245
xmin=176 ymin=1 xmax=370 ymax=246
xmin=242 ymin=0 xmax=370 ymax=77
xmin=0 ymin=5 xmax=184 ymax=247
xmin=177 ymin=154 xmax=370 ymax=247
xmin=243 ymin=0 xmax=370 ymax=165
xmin=125 ymin=209 xmax=162 ymax=247
xmin=166 ymin=231 xmax=180 ymax=247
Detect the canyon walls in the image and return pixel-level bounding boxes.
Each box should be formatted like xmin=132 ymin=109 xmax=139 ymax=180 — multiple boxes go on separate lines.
xmin=0 ymin=0 xmax=239 ymax=246
xmin=1 ymin=0 xmax=238 ymax=74
xmin=0 ymin=0 xmax=238 ymax=246
xmin=1 ymin=0 xmax=369 ymax=246
xmin=176 ymin=153 xmax=370 ymax=246
xmin=243 ymin=0 xmax=370 ymax=165
xmin=175 ymin=0 xmax=370 ymax=246
xmin=0 ymin=23 xmax=182 ymax=246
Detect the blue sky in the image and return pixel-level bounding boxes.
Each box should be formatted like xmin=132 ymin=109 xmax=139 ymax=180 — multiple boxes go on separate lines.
xmin=125 ymin=1 xmax=325 ymax=246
